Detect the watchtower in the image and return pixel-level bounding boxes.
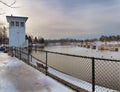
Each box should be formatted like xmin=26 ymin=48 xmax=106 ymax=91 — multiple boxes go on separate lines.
xmin=6 ymin=15 xmax=28 ymax=47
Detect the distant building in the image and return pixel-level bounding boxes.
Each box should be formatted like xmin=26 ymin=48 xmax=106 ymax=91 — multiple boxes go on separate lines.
xmin=6 ymin=15 xmax=28 ymax=48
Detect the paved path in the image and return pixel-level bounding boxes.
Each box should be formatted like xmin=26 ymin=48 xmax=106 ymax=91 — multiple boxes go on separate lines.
xmin=0 ymin=53 xmax=75 ymax=92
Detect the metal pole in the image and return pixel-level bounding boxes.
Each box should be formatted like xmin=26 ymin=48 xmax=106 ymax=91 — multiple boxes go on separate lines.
xmin=28 ymin=47 xmax=29 ymax=64
xmin=15 ymin=47 xmax=16 ymax=57
xmin=46 ymin=51 xmax=48 ymax=75
xmin=20 ymin=48 xmax=21 ymax=59
xmin=15 ymin=48 xmax=17 ymax=57
xmin=31 ymin=55 xmax=32 ymax=62
xmin=92 ymin=57 xmax=95 ymax=92
xmin=17 ymin=48 xmax=18 ymax=57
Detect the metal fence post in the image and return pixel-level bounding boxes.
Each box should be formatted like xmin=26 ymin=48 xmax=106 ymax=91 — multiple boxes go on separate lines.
xmin=20 ymin=48 xmax=21 ymax=60
xmin=28 ymin=48 xmax=29 ymax=64
xmin=15 ymin=48 xmax=16 ymax=57
xmin=92 ymin=57 xmax=95 ymax=92
xmin=17 ymin=48 xmax=18 ymax=57
xmin=31 ymin=55 xmax=32 ymax=62
xmin=15 ymin=48 xmax=17 ymax=57
xmin=46 ymin=51 xmax=48 ymax=75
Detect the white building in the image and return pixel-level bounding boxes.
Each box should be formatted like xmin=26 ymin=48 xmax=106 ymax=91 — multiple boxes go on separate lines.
xmin=6 ymin=15 xmax=28 ymax=48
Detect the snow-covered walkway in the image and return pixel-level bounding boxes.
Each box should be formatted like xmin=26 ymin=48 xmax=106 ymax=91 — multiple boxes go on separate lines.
xmin=0 ymin=53 xmax=75 ymax=92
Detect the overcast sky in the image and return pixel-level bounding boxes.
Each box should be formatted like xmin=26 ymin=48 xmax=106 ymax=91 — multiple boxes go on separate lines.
xmin=0 ymin=0 xmax=120 ymax=39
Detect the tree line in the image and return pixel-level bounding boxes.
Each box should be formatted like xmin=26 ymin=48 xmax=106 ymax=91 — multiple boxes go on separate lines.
xmin=25 ymin=35 xmax=44 ymax=45
xmin=99 ymin=35 xmax=120 ymax=42
xmin=0 ymin=26 xmax=8 ymax=44
xmin=45 ymin=35 xmax=120 ymax=44
xmin=25 ymin=35 xmax=120 ymax=46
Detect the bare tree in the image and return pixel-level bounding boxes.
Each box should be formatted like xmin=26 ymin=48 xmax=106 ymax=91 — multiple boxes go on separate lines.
xmin=0 ymin=0 xmax=17 ymax=44
xmin=0 ymin=0 xmax=16 ymax=15
xmin=0 ymin=0 xmax=16 ymax=8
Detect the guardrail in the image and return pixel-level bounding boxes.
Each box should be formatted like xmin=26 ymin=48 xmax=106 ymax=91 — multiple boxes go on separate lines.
xmin=13 ymin=47 xmax=120 ymax=92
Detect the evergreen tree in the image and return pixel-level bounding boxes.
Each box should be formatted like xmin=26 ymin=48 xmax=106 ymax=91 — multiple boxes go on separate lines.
xmin=34 ymin=37 xmax=38 ymax=43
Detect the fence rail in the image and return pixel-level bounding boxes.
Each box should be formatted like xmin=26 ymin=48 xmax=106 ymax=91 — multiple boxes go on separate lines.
xmin=13 ymin=47 xmax=120 ymax=92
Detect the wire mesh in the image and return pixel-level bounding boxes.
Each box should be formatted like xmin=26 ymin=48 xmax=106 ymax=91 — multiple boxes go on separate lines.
xmin=31 ymin=50 xmax=47 ymax=74
xmin=21 ymin=51 xmax=28 ymax=62
xmin=32 ymin=50 xmax=46 ymax=63
xmin=15 ymin=48 xmax=20 ymax=58
xmin=95 ymin=59 xmax=120 ymax=91
xmin=47 ymin=52 xmax=92 ymax=90
xmin=14 ymin=48 xmax=120 ymax=92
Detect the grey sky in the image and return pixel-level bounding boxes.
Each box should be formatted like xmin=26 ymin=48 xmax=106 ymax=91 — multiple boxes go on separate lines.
xmin=0 ymin=0 xmax=120 ymax=39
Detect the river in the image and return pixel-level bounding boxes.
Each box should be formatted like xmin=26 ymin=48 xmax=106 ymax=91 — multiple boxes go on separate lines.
xmin=32 ymin=46 xmax=120 ymax=91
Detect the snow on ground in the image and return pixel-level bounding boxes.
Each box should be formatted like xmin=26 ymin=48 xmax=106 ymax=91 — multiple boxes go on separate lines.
xmin=0 ymin=53 xmax=75 ymax=92
xmin=1 ymin=52 xmax=118 ymax=92
xmin=93 ymin=41 xmax=120 ymax=46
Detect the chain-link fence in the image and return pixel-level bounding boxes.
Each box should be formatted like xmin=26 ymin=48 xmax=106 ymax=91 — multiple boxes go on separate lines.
xmin=95 ymin=58 xmax=120 ymax=91
xmin=13 ymin=48 xmax=120 ymax=92
xmin=47 ymin=52 xmax=92 ymax=91
xmin=14 ymin=48 xmax=29 ymax=62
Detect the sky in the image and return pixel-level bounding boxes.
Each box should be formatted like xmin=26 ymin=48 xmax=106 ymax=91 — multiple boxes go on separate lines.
xmin=0 ymin=0 xmax=120 ymax=39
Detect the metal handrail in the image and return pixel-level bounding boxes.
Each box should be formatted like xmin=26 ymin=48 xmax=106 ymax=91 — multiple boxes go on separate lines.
xmin=14 ymin=48 xmax=120 ymax=92
xmin=33 ymin=49 xmax=120 ymax=62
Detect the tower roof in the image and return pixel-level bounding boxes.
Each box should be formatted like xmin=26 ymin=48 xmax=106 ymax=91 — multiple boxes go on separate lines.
xmin=6 ymin=15 xmax=28 ymax=23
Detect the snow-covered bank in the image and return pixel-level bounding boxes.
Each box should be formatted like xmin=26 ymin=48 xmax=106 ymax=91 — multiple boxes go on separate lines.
xmin=0 ymin=53 xmax=75 ymax=92
xmin=94 ymin=41 xmax=120 ymax=46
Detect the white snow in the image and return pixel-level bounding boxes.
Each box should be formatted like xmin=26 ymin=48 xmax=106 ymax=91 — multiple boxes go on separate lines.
xmin=93 ymin=41 xmax=120 ymax=46
xmin=0 ymin=53 xmax=75 ymax=92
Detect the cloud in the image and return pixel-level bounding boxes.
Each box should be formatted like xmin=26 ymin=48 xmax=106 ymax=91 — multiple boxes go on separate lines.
xmin=2 ymin=0 xmax=120 ymax=39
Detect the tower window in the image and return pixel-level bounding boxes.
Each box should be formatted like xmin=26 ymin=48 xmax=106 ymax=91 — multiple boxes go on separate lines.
xmin=16 ymin=22 xmax=19 ymax=26
xmin=11 ymin=21 xmax=14 ymax=26
xmin=20 ymin=22 xmax=24 ymax=27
